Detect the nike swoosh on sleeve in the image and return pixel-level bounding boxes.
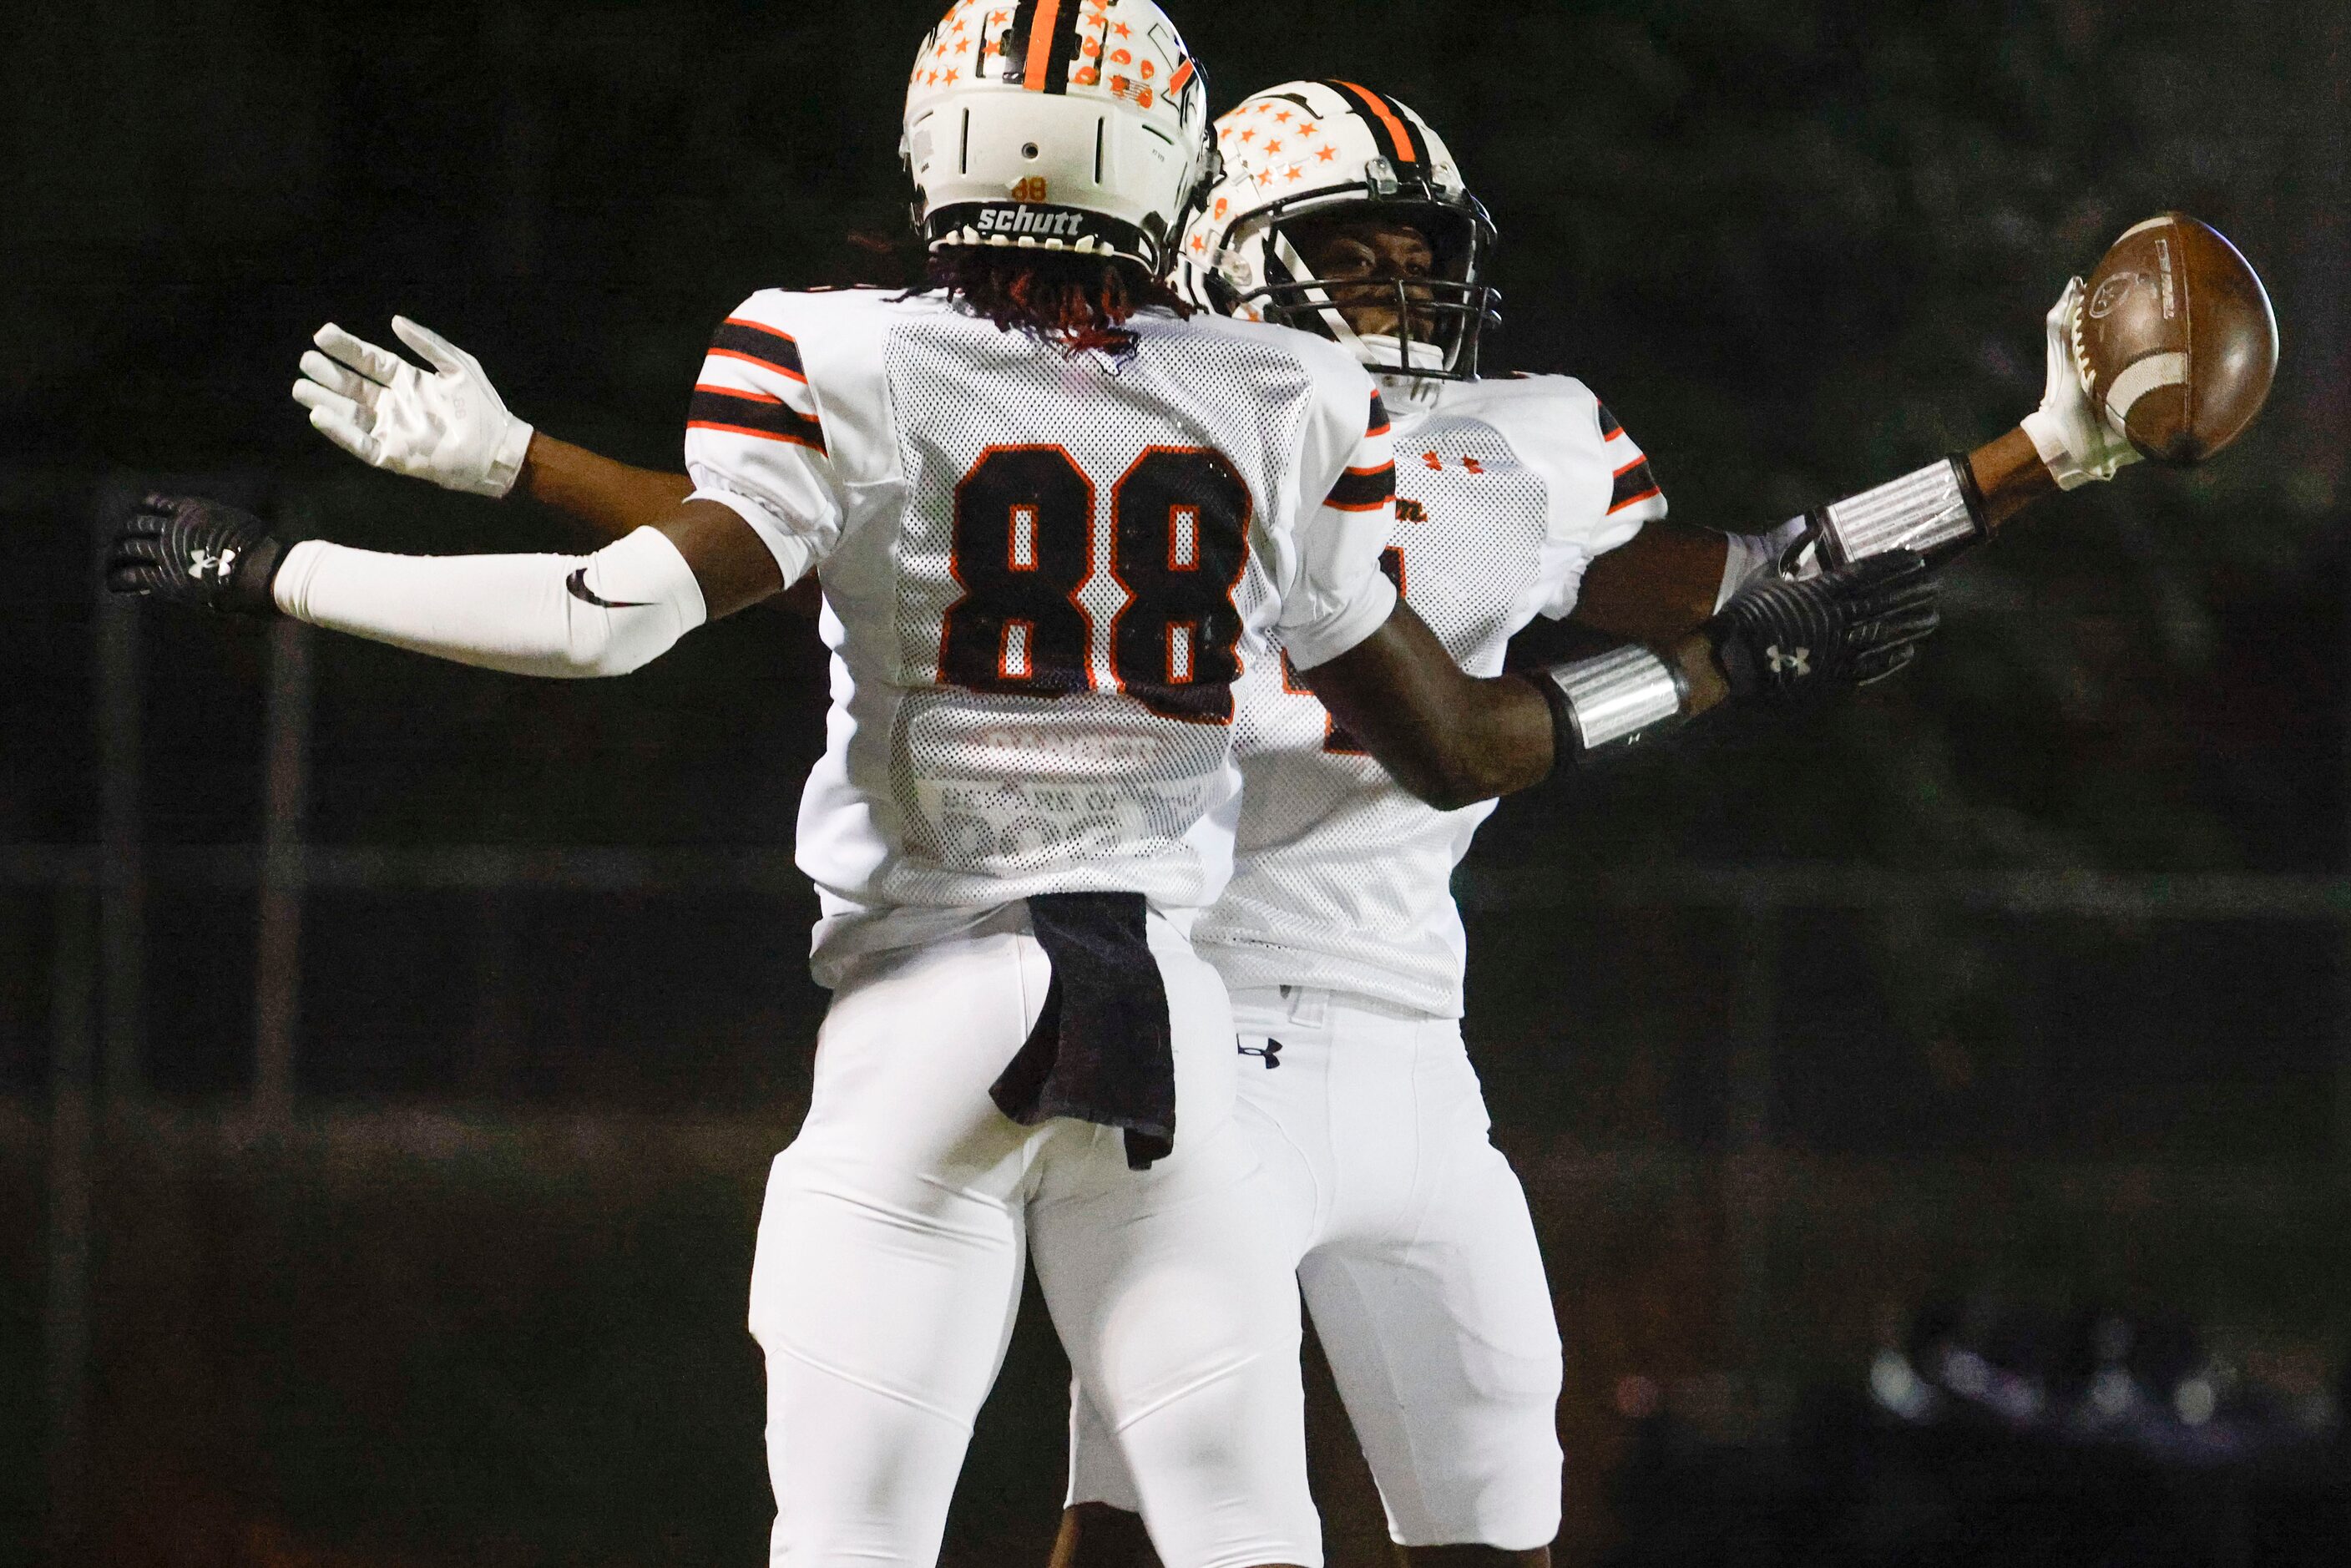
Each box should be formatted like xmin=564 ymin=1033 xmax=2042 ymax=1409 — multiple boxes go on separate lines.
xmin=567 ymin=569 xmax=655 ymax=609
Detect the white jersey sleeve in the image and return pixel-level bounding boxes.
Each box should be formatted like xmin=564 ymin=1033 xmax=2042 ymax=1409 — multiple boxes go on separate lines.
xmin=1276 ymin=382 xmax=1401 ymax=670
xmin=1196 ymin=373 xmax=1667 ymax=1019
xmin=1463 ymin=377 xmax=1669 ymax=622
xmin=684 ymin=291 xmax=883 ymax=589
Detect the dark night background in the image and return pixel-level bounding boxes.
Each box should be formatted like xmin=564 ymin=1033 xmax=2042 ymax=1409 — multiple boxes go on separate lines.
xmin=5 ymin=2 xmax=2350 ymax=1564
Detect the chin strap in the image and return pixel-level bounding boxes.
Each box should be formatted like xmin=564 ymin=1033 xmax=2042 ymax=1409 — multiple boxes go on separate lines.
xmin=1359 ymin=333 xmax=1450 ymax=372
xmin=1376 ymin=370 xmax=1446 ymax=413
xmin=1363 ymin=335 xmax=1451 ymax=405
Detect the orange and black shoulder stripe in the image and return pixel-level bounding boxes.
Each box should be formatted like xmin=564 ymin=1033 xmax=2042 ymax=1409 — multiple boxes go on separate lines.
xmin=691 ymin=320 xmax=824 ymax=453
xmin=1325 ymin=81 xmax=1427 ymax=166
xmin=689 ymin=383 xmax=827 ymax=454
xmin=1326 ymin=457 xmax=1398 ymax=514
xmin=1608 ymin=451 xmax=1661 ymax=515
xmin=707 ymin=318 xmax=807 ymax=383
xmin=1327 ymin=390 xmax=1397 ymax=510
xmin=1594 ymin=401 xmax=1660 ymax=513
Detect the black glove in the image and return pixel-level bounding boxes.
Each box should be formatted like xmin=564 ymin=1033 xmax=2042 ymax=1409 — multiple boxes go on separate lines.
xmin=1708 ymin=549 xmax=1940 ymax=703
xmin=104 ymin=493 xmax=287 ymax=616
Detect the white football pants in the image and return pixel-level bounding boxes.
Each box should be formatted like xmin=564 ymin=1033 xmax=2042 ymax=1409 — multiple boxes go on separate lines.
xmin=1069 ymin=985 xmax=1565 ymax=1550
xmin=748 ymin=912 xmax=1318 ymax=1568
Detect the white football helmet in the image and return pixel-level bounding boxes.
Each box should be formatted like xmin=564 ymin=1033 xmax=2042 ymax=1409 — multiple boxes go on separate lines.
xmin=1175 ymin=81 xmax=1500 ymax=379
xmin=902 ymin=0 xmax=1219 ymax=276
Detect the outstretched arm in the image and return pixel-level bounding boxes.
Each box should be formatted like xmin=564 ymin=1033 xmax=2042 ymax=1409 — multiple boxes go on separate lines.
xmin=1304 ymin=554 xmax=1938 ymax=811
xmin=104 ymin=493 xmax=786 ymax=677
xmin=1574 ymin=428 xmax=2055 ymax=644
xmin=520 ymin=438 xmax=829 ymax=618
xmin=294 ymin=318 xmax=693 ymax=543
xmin=518 ymin=434 xmax=696 ymax=544
xmin=1570 ymin=278 xmax=2123 ymax=645
xmin=293 ymin=318 xmax=827 ymax=615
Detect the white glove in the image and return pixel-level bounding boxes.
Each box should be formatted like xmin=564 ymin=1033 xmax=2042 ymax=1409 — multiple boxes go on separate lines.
xmin=2019 ymin=277 xmax=2142 ymax=491
xmin=291 ymin=317 xmax=534 ymax=499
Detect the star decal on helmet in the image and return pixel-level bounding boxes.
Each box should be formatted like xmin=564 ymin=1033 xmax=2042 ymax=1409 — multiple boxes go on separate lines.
xmin=1170 ymin=81 xmax=1501 ymax=379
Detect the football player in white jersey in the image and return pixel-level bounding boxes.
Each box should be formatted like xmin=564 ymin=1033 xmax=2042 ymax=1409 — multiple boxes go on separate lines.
xmin=105 ymin=7 xmax=1949 ymax=1564
xmin=1042 ymin=80 xmax=2151 ymax=1568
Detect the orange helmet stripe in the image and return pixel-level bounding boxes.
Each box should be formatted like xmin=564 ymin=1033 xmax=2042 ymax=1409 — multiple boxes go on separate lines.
xmin=1331 ymin=81 xmax=1419 ymax=164
xmin=1024 ymin=0 xmax=1064 ymax=91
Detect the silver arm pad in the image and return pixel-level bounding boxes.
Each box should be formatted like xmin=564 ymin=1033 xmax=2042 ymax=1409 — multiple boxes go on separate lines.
xmin=1780 ymin=456 xmax=1989 ymax=578
xmin=1538 ymin=644 xmax=1690 ymax=758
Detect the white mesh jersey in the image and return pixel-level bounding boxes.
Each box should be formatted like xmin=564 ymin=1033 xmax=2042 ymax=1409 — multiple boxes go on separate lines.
xmin=1195 ymin=373 xmax=1670 ymax=1019
xmin=682 ymin=288 xmax=1401 ymax=981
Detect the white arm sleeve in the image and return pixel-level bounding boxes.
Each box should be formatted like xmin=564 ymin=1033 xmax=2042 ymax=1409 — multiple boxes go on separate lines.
xmin=271 ymin=525 xmax=708 ymax=679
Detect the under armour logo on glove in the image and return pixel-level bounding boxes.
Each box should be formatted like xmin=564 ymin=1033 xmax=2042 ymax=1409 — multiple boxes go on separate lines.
xmin=1708 ymin=551 xmax=1940 ymax=704
xmin=1238 ymin=1039 xmax=1284 ymax=1070
xmin=104 ymin=494 xmax=286 ymax=618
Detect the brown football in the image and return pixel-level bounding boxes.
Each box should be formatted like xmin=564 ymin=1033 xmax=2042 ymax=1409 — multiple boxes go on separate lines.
xmin=2075 ymin=213 xmax=2278 ymax=464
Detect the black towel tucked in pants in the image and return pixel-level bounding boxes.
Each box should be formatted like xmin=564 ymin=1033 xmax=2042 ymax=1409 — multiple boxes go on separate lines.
xmin=988 ymin=891 xmax=1176 ymax=1171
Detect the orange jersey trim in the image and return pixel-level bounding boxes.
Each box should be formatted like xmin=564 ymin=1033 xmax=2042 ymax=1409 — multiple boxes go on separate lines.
xmin=694 ymin=382 xmax=784 ymax=404
xmin=686 ymin=419 xmax=826 ymax=452
xmin=705 ymin=347 xmax=808 ymax=384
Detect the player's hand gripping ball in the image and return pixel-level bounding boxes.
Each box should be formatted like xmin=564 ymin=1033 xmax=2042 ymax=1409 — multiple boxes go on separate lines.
xmin=2075 ymin=213 xmax=2278 ymax=465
